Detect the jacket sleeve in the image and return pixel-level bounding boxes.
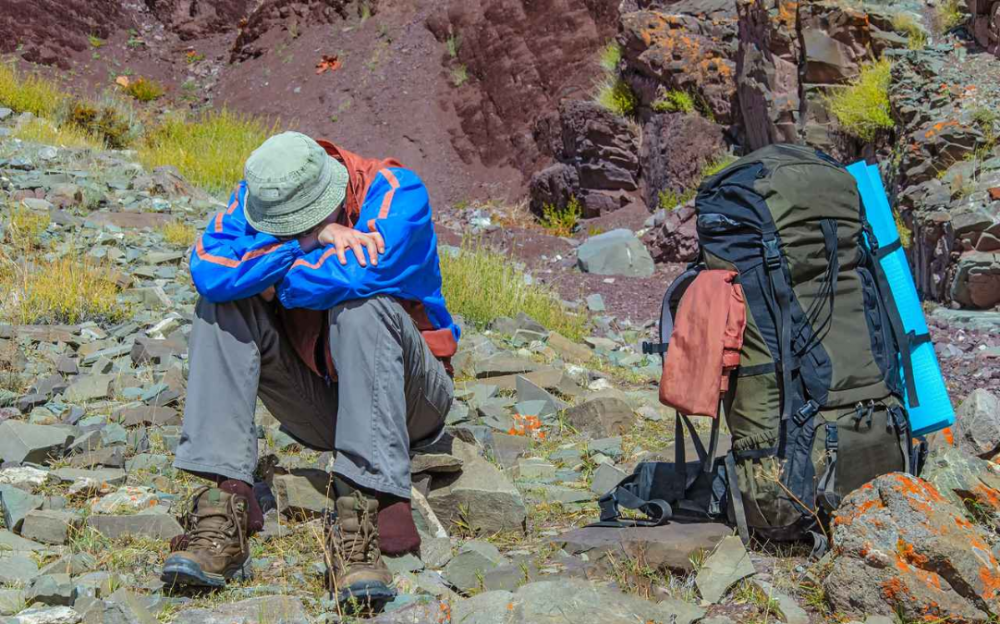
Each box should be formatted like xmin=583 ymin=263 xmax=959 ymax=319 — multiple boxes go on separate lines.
xmin=276 ymin=168 xmax=441 ymax=310
xmin=190 ymin=184 xmax=305 ymax=303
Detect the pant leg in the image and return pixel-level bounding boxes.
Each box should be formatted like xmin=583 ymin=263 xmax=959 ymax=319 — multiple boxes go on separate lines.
xmin=328 ymin=296 xmax=453 ymax=499
xmin=174 ymin=296 xmax=339 ymax=483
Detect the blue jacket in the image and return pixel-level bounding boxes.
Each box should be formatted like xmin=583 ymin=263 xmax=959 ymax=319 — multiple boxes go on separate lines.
xmin=190 ymin=166 xmax=460 ymax=349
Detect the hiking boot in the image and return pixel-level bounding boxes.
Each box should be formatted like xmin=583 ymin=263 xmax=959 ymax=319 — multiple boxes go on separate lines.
xmin=325 ymin=491 xmax=395 ymax=611
xmin=161 ymin=486 xmax=250 ymax=589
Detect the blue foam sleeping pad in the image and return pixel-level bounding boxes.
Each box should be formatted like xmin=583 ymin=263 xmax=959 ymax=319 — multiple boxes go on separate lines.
xmin=846 ymin=161 xmax=954 ymax=436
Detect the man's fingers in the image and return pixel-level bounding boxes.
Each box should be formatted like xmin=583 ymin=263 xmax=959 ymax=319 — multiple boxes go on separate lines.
xmin=350 ymin=237 xmax=367 ymax=267
xmin=372 ymin=231 xmax=386 ymax=254
xmin=362 ymin=235 xmax=379 ymax=266
xmin=335 ymin=241 xmax=348 ymax=265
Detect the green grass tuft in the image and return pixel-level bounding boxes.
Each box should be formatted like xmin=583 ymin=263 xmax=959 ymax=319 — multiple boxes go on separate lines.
xmin=539 ymin=197 xmax=581 ymax=237
xmin=124 ymin=77 xmax=165 ymax=102
xmin=451 ymin=65 xmax=469 ymax=87
xmin=826 ymin=58 xmax=895 ymax=142
xmin=892 ymin=13 xmax=927 ymax=49
xmin=598 ymin=42 xmax=621 ymax=73
xmin=440 ymin=241 xmax=587 ymax=341
xmin=11 ymin=118 xmax=103 ymax=150
xmin=652 ymin=90 xmax=695 ymax=114
xmin=139 ymin=109 xmax=279 ymax=195
xmin=0 ymin=63 xmax=65 ymax=118
xmin=937 ymin=0 xmax=966 ymax=32
xmin=447 ymin=34 xmax=461 ymax=59
xmin=594 ymin=75 xmax=637 ymax=118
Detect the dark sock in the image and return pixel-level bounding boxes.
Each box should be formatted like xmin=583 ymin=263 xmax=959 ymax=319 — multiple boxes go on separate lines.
xmin=333 ymin=476 xmax=421 ymax=555
xmin=376 ymin=494 xmax=421 ymax=556
xmin=218 ymin=479 xmax=264 ymax=534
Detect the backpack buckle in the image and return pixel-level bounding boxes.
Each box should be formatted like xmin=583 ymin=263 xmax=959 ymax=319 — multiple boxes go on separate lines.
xmin=793 ymin=400 xmax=819 ymax=426
xmin=763 ymin=237 xmax=782 ymax=270
xmin=642 ymin=341 xmax=667 ymax=355
xmin=825 ymin=423 xmax=839 ymax=452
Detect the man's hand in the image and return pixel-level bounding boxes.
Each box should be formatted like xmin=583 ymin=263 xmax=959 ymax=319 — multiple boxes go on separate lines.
xmin=301 ymin=222 xmax=385 ymax=267
xmin=259 ymin=286 xmax=276 ymax=302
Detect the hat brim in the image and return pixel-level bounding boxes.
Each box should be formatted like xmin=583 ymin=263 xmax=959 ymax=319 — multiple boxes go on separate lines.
xmin=244 ymin=155 xmax=347 ymax=237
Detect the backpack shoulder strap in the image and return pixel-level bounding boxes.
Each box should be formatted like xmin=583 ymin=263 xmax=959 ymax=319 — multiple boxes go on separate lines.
xmin=643 ymin=264 xmax=705 ymax=359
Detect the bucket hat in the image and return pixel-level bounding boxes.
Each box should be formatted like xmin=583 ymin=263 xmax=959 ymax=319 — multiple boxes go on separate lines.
xmin=243 ymin=132 xmax=349 ymax=237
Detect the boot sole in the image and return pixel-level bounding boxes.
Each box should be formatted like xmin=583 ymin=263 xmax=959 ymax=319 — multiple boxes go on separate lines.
xmin=161 ymin=556 xmax=248 ymax=590
xmin=336 ymin=581 xmax=395 ymax=612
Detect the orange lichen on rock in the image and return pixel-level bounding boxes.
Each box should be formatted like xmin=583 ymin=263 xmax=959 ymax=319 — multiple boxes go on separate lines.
xmin=898 ymin=539 xmax=930 ymax=567
xmin=881 ymin=576 xmax=913 ymax=603
xmin=971 ymin=484 xmax=1000 ymax=511
xmin=979 ymin=566 xmax=1000 ymax=600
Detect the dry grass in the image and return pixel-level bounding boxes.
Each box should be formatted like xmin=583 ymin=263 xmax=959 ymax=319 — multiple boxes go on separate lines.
xmin=0 ymin=245 xmax=128 ymax=325
xmin=159 ymin=220 xmax=197 ymax=247
xmin=0 ymin=63 xmax=65 ymax=118
xmin=124 ymin=77 xmax=166 ymax=102
xmin=439 ymin=241 xmax=587 ymax=340
xmin=139 ymin=109 xmax=279 ymax=195
xmin=10 ymin=118 xmax=103 ymax=150
xmin=5 ymin=204 xmax=51 ymax=248
xmin=594 ymin=75 xmax=637 ymax=118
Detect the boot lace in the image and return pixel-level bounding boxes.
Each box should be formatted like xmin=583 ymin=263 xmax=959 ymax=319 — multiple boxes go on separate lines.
xmin=327 ymin=493 xmax=381 ymax=569
xmin=182 ymin=486 xmax=247 ymax=554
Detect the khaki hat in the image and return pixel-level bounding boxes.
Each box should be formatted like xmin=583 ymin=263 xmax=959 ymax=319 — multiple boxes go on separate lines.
xmin=243 ymin=132 xmax=349 ymax=237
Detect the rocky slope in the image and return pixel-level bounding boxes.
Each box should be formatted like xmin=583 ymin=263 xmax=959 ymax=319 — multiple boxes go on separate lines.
xmin=2 ymin=107 xmax=1000 ymax=623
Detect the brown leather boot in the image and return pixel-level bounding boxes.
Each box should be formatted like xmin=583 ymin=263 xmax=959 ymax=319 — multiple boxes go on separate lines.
xmin=325 ymin=490 xmax=395 ymax=611
xmin=161 ymin=486 xmax=250 ymax=589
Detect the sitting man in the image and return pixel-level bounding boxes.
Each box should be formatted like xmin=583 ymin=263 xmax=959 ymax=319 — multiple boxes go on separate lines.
xmin=161 ymin=132 xmax=458 ymax=609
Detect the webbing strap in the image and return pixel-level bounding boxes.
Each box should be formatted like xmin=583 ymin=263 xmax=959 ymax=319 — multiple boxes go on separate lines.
xmin=725 ymin=451 xmax=750 ymax=545
xmin=764 ymin=235 xmax=794 ymax=423
xmin=596 ymin=485 xmax=673 ymax=527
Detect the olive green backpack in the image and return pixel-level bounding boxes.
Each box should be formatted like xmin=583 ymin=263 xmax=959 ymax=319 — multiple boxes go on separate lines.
xmin=598 ymin=145 xmax=923 ymax=543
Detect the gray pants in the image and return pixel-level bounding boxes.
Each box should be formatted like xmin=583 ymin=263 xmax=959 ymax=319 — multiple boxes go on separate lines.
xmin=174 ymin=295 xmax=454 ymax=499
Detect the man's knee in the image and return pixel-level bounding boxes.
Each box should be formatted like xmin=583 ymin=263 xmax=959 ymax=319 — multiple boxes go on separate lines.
xmin=329 ymin=296 xmax=402 ymax=336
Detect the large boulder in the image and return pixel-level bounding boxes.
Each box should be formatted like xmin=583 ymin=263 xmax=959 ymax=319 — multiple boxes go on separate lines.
xmin=823 ymin=472 xmax=1000 ymax=622
xmin=968 ymin=0 xmax=1000 ymax=56
xmin=951 ymin=389 xmax=1000 ymax=458
xmin=640 ymin=113 xmax=726 ymax=211
xmin=620 ymin=8 xmax=738 ymax=125
xmin=952 ymin=252 xmax=1000 ymax=309
xmin=577 ymin=229 xmax=655 ymax=277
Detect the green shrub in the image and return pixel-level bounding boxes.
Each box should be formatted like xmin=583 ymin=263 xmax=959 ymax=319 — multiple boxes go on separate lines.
xmin=440 ymin=242 xmax=587 ymax=340
xmin=539 ymin=197 xmax=581 ymax=237
xmin=447 ymin=35 xmax=461 ymax=59
xmin=88 ymin=35 xmax=105 ymax=48
xmin=938 ymin=0 xmax=966 ymax=32
xmin=124 ymin=78 xmax=165 ymax=102
xmin=66 ymin=101 xmax=137 ymax=149
xmin=139 ymin=109 xmax=278 ymax=195
xmin=0 ymin=63 xmax=65 ymax=117
xmin=892 ymin=13 xmax=927 ymax=49
xmin=826 ymin=59 xmax=895 ymax=142
xmin=702 ymin=154 xmax=737 ymax=178
xmin=652 ymin=90 xmax=695 ymax=114
xmin=658 ymin=188 xmax=695 ymax=211
xmin=595 ymin=75 xmax=637 ymax=118
xmin=598 ymin=42 xmax=622 ymax=73
xmin=451 ymin=65 xmax=469 ymax=87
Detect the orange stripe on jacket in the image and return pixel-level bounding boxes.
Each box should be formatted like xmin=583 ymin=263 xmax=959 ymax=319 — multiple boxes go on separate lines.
xmin=377 ymin=168 xmax=399 ymax=220
xmin=293 ymin=247 xmax=338 ymax=270
xmin=214 ymin=190 xmax=243 ymax=233
xmin=196 ymin=236 xmax=286 ymax=268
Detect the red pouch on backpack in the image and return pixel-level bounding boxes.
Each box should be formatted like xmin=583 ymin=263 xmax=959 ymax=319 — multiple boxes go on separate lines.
xmin=659 ymin=270 xmax=746 ymax=418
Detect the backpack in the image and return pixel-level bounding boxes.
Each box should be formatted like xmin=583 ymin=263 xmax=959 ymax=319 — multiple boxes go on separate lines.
xmin=597 ymin=144 xmax=925 ymax=543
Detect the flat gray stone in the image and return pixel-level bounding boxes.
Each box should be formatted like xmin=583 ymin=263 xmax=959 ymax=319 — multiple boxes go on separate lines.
xmin=514 ymin=579 xmax=703 ymax=623
xmin=20 ymin=510 xmax=81 ymax=545
xmin=428 ymin=458 xmax=527 ymax=534
xmin=0 ymin=422 xmax=73 ymax=464
xmin=754 ymin=580 xmax=808 ymax=624
xmin=9 ymin=606 xmax=82 ymax=624
xmin=443 ymin=541 xmax=507 ymax=591
xmin=565 ymin=397 xmax=636 ymax=437
xmin=51 ymin=468 xmax=127 ymax=487
xmin=0 ymin=485 xmax=44 ymax=532
xmin=62 ymin=375 xmax=115 ymax=403
xmin=0 ymin=529 xmax=45 ymax=551
xmin=555 ymin=523 xmax=732 ymax=573
xmin=85 ymin=514 xmax=183 ymax=540
xmin=170 ymin=596 xmax=308 ymax=624
xmin=589 ymin=463 xmax=627 ymax=495
xmin=696 ymin=535 xmax=755 ymax=603
xmin=0 ymin=554 xmax=40 ymax=585
xmin=26 ymin=574 xmax=75 ymax=607
xmin=475 ymin=354 xmax=540 ymax=379
xmin=271 ymin=470 xmax=334 ymax=519
xmin=410 ymin=453 xmax=463 ymax=474
xmin=0 ymin=589 xmax=26 ymax=616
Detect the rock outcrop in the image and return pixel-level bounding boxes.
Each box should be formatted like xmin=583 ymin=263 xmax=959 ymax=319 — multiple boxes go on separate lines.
xmin=230 ymin=0 xmax=373 ymax=62
xmin=144 ymin=0 xmax=254 ymax=40
xmin=824 ymin=471 xmax=1000 ymax=622
xmin=529 ymin=101 xmax=640 ymax=217
xmin=969 ymin=0 xmax=1000 ymax=56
